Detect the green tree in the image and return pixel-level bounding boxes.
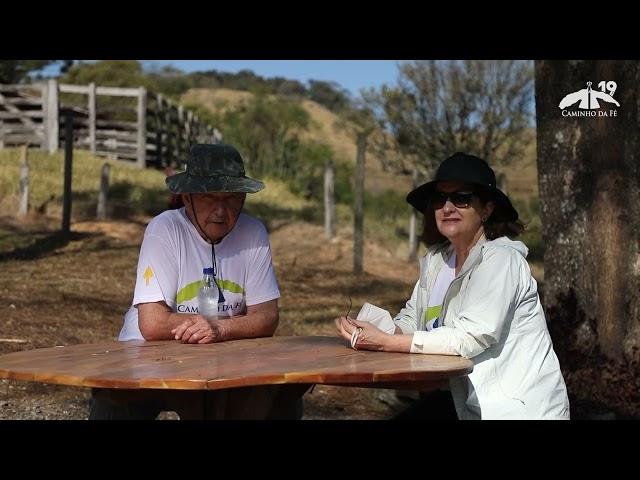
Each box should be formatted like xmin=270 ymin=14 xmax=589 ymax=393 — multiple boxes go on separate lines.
xmin=60 ymin=60 xmax=155 ymax=90
xmin=146 ymin=65 xmax=192 ymax=99
xmin=366 ymin=60 xmax=534 ymax=175
xmin=59 ymin=61 xmax=160 ymax=122
xmin=219 ymin=93 xmax=311 ymax=177
xmin=208 ymin=93 xmax=344 ymax=200
xmin=0 ymin=60 xmax=67 ymax=84
xmin=308 ymin=80 xmax=350 ymax=112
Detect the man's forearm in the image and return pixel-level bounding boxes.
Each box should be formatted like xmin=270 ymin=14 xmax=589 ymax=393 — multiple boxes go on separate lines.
xmin=139 ymin=300 xmax=278 ymax=342
xmin=216 ymin=311 xmax=278 ymax=342
xmin=139 ymin=308 xmax=199 ymax=341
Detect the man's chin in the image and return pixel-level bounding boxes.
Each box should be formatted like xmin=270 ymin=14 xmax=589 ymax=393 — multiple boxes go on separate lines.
xmin=205 ymin=226 xmax=230 ymax=239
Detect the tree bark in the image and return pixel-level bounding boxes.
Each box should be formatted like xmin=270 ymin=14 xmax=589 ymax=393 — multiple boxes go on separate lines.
xmin=408 ymin=167 xmax=419 ymax=261
xmin=536 ymin=60 xmax=640 ymax=366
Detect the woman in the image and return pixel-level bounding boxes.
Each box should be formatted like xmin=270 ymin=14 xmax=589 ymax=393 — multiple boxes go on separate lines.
xmin=336 ymin=152 xmax=570 ymax=420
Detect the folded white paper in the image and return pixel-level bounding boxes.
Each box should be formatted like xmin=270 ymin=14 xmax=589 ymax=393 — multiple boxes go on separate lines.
xmin=356 ymin=302 xmax=396 ymax=334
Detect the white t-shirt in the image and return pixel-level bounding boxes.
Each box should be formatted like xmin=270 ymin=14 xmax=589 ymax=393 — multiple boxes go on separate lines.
xmin=424 ymin=252 xmax=456 ymax=331
xmin=119 ymin=208 xmax=280 ymax=341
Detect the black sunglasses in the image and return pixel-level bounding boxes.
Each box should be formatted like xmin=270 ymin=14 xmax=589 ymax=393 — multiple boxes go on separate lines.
xmin=431 ymin=191 xmax=476 ymax=209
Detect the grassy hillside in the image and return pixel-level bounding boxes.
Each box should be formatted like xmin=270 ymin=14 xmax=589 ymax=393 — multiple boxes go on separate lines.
xmin=181 ymin=88 xmax=413 ymax=194
xmin=181 ymin=88 xmax=539 ymax=198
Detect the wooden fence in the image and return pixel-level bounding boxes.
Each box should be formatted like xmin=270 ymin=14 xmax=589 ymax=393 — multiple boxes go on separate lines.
xmin=0 ymin=83 xmax=48 ymax=150
xmin=0 ymin=80 xmax=221 ymax=168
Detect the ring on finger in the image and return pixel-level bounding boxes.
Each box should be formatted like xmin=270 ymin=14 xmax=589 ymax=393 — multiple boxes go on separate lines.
xmin=351 ymin=327 xmax=363 ymax=350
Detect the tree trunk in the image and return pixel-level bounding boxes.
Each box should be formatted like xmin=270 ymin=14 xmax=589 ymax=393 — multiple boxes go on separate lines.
xmin=97 ymin=162 xmax=110 ymax=220
xmin=353 ymin=133 xmax=366 ymax=275
xmin=535 ymin=60 xmax=640 ymax=416
xmin=408 ymin=167 xmax=419 ymax=261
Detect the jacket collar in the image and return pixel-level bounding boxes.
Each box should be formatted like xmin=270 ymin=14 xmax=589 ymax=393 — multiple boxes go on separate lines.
xmin=421 ymin=233 xmax=489 ymax=281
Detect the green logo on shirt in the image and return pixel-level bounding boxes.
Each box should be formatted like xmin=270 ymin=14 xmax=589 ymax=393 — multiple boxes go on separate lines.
xmin=425 ymin=305 xmax=442 ymax=322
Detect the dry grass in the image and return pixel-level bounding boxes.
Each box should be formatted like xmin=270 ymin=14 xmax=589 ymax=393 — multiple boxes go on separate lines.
xmin=246 ymin=176 xmax=314 ymax=212
xmin=0 ymin=148 xmax=168 ymax=219
xmin=181 ymin=88 xmax=253 ymax=116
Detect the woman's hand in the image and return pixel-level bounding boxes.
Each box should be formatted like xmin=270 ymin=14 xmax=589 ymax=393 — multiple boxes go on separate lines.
xmin=334 ymin=316 xmax=390 ymax=351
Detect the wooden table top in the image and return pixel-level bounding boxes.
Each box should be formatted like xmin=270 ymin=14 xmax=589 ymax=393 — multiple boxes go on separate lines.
xmin=0 ymin=335 xmax=473 ymax=391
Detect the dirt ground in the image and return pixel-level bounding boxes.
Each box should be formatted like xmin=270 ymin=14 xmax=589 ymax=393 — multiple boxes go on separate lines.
xmin=0 ymin=213 xmax=421 ymax=420
xmin=1 ymin=213 xmax=631 ymax=420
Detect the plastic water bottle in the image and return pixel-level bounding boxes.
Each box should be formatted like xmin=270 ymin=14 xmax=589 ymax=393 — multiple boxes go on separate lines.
xmin=197 ymin=267 xmax=220 ymax=321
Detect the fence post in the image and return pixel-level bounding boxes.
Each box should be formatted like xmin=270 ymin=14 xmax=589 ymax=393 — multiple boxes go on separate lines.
xmin=19 ymin=145 xmax=29 ymax=215
xmin=88 ymin=82 xmax=96 ymax=154
xmin=136 ymin=86 xmax=147 ymax=168
xmin=177 ymin=105 xmax=185 ymax=159
xmin=155 ymin=94 xmax=163 ymax=167
xmin=46 ymin=79 xmax=59 ymax=154
xmin=62 ymin=111 xmax=73 ymax=236
xmin=97 ymin=162 xmax=110 ymax=220
xmin=164 ymin=99 xmax=173 ymax=166
xmin=37 ymin=83 xmax=45 ymax=151
xmin=186 ymin=110 xmax=193 ymax=150
xmin=324 ymin=159 xmax=335 ymax=239
xmin=193 ymin=114 xmax=201 ymax=142
xmin=353 ymin=133 xmax=366 ymax=275
xmin=408 ymin=167 xmax=419 ymax=262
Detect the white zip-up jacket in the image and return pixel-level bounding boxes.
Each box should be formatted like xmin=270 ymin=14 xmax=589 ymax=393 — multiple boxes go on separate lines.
xmin=394 ymin=235 xmax=570 ymax=420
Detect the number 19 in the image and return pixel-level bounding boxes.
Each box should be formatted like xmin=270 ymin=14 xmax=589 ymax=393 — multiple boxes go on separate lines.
xmin=598 ymin=81 xmax=617 ymax=96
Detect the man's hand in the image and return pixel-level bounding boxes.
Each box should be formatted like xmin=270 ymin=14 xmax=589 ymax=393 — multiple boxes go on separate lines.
xmin=172 ymin=316 xmax=226 ymax=344
xmin=139 ymin=299 xmax=278 ymax=342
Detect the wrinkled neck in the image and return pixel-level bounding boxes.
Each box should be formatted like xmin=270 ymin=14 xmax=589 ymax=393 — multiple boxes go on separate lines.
xmin=451 ymin=228 xmax=485 ymax=274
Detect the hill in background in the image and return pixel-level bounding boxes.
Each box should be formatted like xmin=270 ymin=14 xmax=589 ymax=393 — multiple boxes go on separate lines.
xmin=181 ymin=87 xmax=538 ymax=201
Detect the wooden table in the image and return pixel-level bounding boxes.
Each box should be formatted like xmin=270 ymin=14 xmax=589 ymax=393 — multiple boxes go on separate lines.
xmin=0 ymin=336 xmax=473 ymax=418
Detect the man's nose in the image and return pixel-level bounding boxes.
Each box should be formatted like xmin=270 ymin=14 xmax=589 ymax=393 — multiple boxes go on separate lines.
xmin=210 ymin=203 xmax=225 ymax=215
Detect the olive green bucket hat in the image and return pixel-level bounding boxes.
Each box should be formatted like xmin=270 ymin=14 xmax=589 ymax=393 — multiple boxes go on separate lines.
xmin=166 ymin=144 xmax=265 ymax=194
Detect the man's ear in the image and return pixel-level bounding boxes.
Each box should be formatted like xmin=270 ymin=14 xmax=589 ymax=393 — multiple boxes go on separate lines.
xmin=181 ymin=193 xmax=191 ymax=208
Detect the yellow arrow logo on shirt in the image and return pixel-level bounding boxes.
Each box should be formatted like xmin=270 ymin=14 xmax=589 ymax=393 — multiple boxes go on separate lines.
xmin=143 ymin=266 xmax=154 ymax=286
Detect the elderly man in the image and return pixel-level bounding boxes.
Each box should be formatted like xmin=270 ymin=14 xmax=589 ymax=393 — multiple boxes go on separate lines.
xmin=90 ymin=143 xmax=303 ymax=419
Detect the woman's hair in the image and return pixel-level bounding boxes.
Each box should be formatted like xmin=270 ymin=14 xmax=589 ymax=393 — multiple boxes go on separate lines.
xmin=420 ymin=187 xmax=525 ymax=247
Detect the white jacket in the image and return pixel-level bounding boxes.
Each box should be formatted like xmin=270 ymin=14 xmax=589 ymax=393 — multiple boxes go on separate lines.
xmin=394 ymin=236 xmax=570 ymax=420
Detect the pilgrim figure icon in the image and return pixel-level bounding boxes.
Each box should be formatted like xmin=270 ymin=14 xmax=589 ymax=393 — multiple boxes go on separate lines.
xmin=559 ymin=81 xmax=620 ymax=110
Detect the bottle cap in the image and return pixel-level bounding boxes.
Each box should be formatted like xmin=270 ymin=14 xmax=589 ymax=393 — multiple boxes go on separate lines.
xmin=203 ymin=267 xmax=215 ymax=275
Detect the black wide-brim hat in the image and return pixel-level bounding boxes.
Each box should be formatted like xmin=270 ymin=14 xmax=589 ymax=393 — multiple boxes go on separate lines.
xmin=166 ymin=144 xmax=265 ymax=194
xmin=406 ymin=152 xmax=519 ymax=222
